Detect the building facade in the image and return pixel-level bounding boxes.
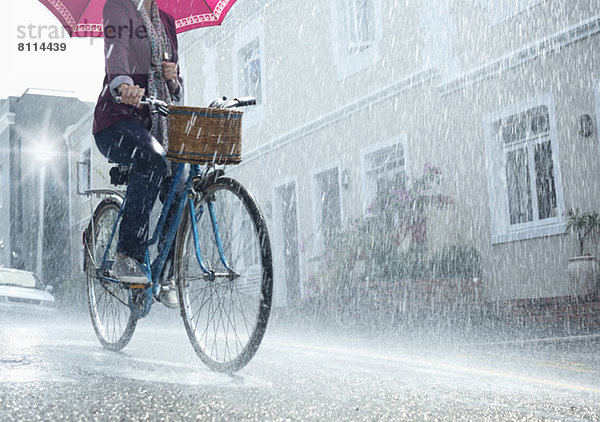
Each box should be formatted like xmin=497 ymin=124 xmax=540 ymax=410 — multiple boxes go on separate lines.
xmin=177 ymin=0 xmax=600 ymax=306
xmin=0 ymin=91 xmax=92 ymax=288
xmin=64 ymin=111 xmax=113 ymax=283
xmin=0 ymin=99 xmax=15 ymax=268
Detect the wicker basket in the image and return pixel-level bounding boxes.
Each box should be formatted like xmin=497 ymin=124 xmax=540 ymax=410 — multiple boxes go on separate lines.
xmin=166 ymin=105 xmax=243 ymax=165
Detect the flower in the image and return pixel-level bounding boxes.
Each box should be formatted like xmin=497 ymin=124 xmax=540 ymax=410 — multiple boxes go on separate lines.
xmin=298 ymin=237 xmax=307 ymax=253
xmin=365 ymin=162 xmax=443 ymax=246
xmin=424 ymin=162 xmax=442 ymax=175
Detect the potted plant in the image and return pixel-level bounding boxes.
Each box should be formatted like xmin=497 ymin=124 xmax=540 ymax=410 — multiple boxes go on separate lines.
xmin=565 ymin=209 xmax=600 ymax=294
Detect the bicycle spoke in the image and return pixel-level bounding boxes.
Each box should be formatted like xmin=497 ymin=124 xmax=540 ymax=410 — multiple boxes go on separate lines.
xmin=224 ymin=286 xmax=244 ymax=357
xmin=231 ymin=291 xmax=253 ymax=338
xmin=177 ymin=178 xmax=272 ymax=372
xmin=86 ymin=200 xmax=136 ymax=351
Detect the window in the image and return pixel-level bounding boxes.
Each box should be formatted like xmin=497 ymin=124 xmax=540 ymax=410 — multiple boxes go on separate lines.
xmin=237 ymin=38 xmax=262 ymax=104
xmin=344 ymin=0 xmax=376 ymax=55
xmin=481 ymin=0 xmax=544 ymax=25
xmin=313 ymin=167 xmax=342 ymax=252
xmin=500 ymin=107 xmax=556 ymax=225
xmin=77 ymin=148 xmax=91 ymax=195
xmin=418 ymin=0 xmax=460 ymax=78
xmin=362 ymin=139 xmax=406 ymax=213
xmin=330 ymin=0 xmax=381 ymax=78
xmin=233 ymin=20 xmax=265 ymax=127
xmin=484 ymin=94 xmax=565 ymax=243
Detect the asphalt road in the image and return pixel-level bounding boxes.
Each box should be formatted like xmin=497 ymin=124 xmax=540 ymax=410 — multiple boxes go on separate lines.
xmin=1 ymin=310 xmax=599 ymax=421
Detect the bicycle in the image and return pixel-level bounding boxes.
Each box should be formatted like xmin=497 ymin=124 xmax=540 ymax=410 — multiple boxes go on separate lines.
xmin=83 ymin=96 xmax=273 ymax=373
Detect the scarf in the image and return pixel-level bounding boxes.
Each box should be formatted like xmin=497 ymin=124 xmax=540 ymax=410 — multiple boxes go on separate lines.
xmin=132 ymin=0 xmax=173 ymax=148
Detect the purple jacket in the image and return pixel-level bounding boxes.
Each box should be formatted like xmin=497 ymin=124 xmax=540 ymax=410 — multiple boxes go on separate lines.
xmin=93 ymin=0 xmax=182 ymax=134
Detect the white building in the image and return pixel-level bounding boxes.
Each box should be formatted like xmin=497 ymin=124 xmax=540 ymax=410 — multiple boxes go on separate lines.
xmin=176 ymin=0 xmax=600 ymax=305
xmin=0 ymin=91 xmax=91 ymax=288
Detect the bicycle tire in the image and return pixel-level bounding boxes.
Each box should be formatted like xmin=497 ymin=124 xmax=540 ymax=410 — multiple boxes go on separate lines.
xmin=175 ymin=177 xmax=273 ymax=373
xmin=84 ymin=197 xmax=137 ymax=351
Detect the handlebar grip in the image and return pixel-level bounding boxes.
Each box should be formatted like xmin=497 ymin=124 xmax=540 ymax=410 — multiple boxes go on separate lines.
xmin=115 ymin=95 xmax=148 ymax=104
xmin=233 ymin=97 xmax=257 ymax=107
xmin=114 ymin=95 xmax=168 ymax=116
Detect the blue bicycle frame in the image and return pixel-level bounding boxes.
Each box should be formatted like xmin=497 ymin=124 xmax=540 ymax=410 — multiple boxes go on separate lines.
xmin=95 ymin=162 xmax=230 ymax=318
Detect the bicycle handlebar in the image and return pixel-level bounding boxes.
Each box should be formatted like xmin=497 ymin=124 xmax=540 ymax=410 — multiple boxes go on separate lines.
xmin=207 ymin=96 xmax=257 ymax=108
xmin=228 ymin=97 xmax=257 ymax=108
xmin=115 ymin=95 xmax=256 ymax=110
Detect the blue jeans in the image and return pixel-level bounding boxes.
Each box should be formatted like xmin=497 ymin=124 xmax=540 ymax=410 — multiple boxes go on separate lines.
xmin=158 ymin=161 xmax=190 ymax=277
xmin=94 ymin=120 xmax=171 ymax=264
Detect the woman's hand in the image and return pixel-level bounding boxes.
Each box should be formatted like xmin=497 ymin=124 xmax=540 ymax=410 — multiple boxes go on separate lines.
xmin=118 ymin=84 xmax=145 ymax=108
xmin=162 ymin=61 xmax=178 ymax=81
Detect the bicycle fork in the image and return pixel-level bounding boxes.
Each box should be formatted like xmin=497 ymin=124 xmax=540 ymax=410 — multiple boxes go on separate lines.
xmin=188 ymin=193 xmax=238 ymax=281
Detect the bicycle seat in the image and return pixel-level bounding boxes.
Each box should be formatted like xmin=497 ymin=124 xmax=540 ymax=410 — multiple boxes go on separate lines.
xmin=110 ymin=166 xmax=130 ymax=186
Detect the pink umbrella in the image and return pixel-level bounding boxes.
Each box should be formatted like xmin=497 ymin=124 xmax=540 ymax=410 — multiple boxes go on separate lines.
xmin=38 ymin=0 xmax=237 ymax=37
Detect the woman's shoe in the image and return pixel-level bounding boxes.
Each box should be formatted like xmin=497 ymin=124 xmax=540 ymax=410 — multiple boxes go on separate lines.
xmin=159 ymin=279 xmax=179 ymax=309
xmin=112 ymin=254 xmax=149 ymax=284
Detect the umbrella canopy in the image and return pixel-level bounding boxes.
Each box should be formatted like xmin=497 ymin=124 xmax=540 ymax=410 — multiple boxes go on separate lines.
xmin=38 ymin=0 xmax=237 ymax=37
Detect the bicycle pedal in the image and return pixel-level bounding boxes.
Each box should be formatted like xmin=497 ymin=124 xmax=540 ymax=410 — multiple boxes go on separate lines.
xmin=119 ymin=281 xmax=150 ymax=290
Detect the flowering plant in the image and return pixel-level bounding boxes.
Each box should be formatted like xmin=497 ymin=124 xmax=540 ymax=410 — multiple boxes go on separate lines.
xmin=305 ymin=162 xmax=480 ymax=312
xmin=366 ymin=162 xmax=442 ymax=246
xmin=313 ymin=163 xmax=443 ymax=289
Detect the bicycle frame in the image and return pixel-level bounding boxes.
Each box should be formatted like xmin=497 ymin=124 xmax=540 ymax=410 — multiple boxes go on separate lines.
xmin=93 ymin=161 xmax=230 ymax=318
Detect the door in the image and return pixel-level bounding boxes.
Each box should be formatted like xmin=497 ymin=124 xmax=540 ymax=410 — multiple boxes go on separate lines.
xmin=313 ymin=167 xmax=341 ymax=254
xmin=275 ymin=181 xmax=300 ymax=304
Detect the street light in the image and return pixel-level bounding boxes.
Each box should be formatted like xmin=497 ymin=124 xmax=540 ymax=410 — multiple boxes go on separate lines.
xmin=30 ymin=141 xmax=55 ymax=280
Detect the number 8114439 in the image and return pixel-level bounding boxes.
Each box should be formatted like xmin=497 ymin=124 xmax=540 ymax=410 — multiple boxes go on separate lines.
xmin=18 ymin=42 xmax=67 ymax=52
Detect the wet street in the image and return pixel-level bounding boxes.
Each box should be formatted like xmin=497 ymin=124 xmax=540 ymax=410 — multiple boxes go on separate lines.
xmin=1 ymin=311 xmax=599 ymax=421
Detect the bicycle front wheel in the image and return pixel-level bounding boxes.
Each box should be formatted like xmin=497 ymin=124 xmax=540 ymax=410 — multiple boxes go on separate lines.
xmin=84 ymin=197 xmax=137 ymax=351
xmin=175 ymin=177 xmax=273 ymax=373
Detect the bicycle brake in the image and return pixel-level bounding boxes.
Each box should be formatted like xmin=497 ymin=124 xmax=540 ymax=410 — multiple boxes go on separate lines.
xmin=191 ymin=170 xmax=225 ymax=194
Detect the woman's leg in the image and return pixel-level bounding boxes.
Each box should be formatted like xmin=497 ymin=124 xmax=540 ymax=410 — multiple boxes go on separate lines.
xmin=158 ymin=161 xmax=190 ymax=278
xmin=94 ymin=120 xmax=169 ymax=263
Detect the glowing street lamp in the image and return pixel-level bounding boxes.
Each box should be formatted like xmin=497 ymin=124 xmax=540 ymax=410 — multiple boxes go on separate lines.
xmin=30 ymin=140 xmax=56 ymax=280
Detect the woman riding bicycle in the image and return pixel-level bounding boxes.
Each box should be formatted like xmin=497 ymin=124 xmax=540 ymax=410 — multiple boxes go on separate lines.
xmin=92 ymin=0 xmax=183 ymax=308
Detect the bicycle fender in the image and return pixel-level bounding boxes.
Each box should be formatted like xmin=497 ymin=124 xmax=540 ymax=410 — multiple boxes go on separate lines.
xmin=83 ymin=196 xmax=123 ymax=272
xmin=192 ymin=170 xmax=225 ymax=193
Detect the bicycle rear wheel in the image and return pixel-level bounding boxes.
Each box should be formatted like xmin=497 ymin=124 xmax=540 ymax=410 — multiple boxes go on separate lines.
xmin=84 ymin=197 xmax=137 ymax=351
xmin=175 ymin=177 xmax=273 ymax=373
